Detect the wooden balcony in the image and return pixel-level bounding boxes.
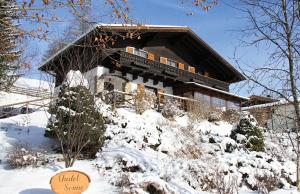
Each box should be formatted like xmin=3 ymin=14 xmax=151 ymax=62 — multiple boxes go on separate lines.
xmin=104 ymin=50 xmax=230 ymax=91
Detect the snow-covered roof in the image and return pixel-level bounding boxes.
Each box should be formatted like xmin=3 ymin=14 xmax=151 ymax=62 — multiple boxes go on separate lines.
xmin=97 ymin=23 xmax=188 ymax=28
xmin=242 ymin=98 xmax=299 ymax=110
xmin=185 ymin=82 xmax=249 ymax=101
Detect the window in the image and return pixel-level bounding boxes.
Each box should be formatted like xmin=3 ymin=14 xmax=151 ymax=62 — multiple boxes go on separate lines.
xmin=212 ymin=97 xmax=226 ymax=108
xmin=194 ymin=92 xmax=210 ymax=103
xmin=126 ymin=47 xmax=149 ymax=58
xmin=166 ymin=59 xmax=177 ymax=67
xmin=104 ymin=82 xmax=114 ymax=91
xmin=227 ymin=101 xmax=240 ymax=109
xmin=134 ymin=49 xmax=148 ymax=58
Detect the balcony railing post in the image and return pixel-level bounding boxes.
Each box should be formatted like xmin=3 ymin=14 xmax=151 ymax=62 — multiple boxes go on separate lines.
xmin=119 ymin=50 xmax=229 ymax=91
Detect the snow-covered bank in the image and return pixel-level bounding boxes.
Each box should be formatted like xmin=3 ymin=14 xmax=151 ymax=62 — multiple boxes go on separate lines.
xmin=0 ymin=160 xmax=117 ymax=194
xmin=0 ymin=77 xmax=53 ymax=107
xmin=0 ymin=100 xmax=299 ymax=193
xmin=96 ymin=107 xmax=299 ymax=194
xmin=0 ymin=110 xmax=117 ymax=194
xmin=14 ymin=77 xmax=54 ymax=91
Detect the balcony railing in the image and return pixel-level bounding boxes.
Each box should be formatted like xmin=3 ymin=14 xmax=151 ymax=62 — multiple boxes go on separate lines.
xmin=115 ymin=50 xmax=230 ymax=91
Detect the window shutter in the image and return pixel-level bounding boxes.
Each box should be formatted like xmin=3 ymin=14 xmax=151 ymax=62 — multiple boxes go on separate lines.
xmin=158 ymin=89 xmax=165 ymax=103
xmin=160 ymin=57 xmax=168 ymax=64
xmin=137 ymin=84 xmax=145 ymax=92
xmin=178 ymin=63 xmax=185 ymax=70
xmin=147 ymin=52 xmax=155 ymax=61
xmin=189 ymin=66 xmax=195 ymax=73
xmin=124 ymin=82 xmax=131 ymax=93
xmin=158 ymin=88 xmax=165 ymax=94
xmin=204 ymin=71 xmax=209 ymax=77
xmin=126 ymin=47 xmax=134 ymax=54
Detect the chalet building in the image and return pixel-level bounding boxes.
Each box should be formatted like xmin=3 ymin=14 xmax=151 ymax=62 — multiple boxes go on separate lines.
xmin=39 ymin=24 xmax=248 ymax=110
xmin=242 ymin=98 xmax=299 ymax=131
xmin=242 ymin=95 xmax=278 ymax=107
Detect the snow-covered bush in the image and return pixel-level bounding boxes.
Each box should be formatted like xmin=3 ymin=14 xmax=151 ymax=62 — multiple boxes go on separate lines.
xmin=221 ymin=108 xmax=240 ymax=124
xmin=161 ymin=99 xmax=183 ymax=120
xmin=186 ymin=100 xmax=223 ymax=123
xmin=135 ymin=89 xmax=156 ymax=114
xmin=7 ymin=144 xmax=50 ymax=169
xmin=115 ymin=173 xmax=131 ymax=189
xmin=230 ymin=112 xmax=265 ymax=152
xmin=208 ymin=111 xmax=222 ymax=122
xmin=46 ymin=72 xmax=106 ymax=167
xmin=198 ymin=165 xmax=239 ymax=194
xmin=254 ymin=173 xmax=280 ymax=194
xmin=186 ymin=100 xmax=209 ymax=121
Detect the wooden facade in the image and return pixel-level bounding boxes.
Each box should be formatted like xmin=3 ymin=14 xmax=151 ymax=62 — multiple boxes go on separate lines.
xmin=39 ymin=25 xmax=247 ymax=109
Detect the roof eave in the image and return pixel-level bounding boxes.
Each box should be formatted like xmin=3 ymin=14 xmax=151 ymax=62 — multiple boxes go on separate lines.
xmin=186 ymin=30 xmax=246 ymax=83
xmin=39 ymin=24 xmax=246 ymax=83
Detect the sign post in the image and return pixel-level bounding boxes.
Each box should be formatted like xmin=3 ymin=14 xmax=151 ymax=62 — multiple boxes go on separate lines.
xmin=50 ymin=170 xmax=90 ymax=194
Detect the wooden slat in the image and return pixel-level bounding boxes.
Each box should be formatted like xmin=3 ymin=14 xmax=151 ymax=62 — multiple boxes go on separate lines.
xmin=147 ymin=52 xmax=155 ymax=61
xmin=188 ymin=66 xmax=195 ymax=73
xmin=160 ymin=57 xmax=167 ymax=64
xmin=178 ymin=63 xmax=185 ymax=70
xmin=137 ymin=84 xmax=145 ymax=92
xmin=126 ymin=46 xmax=134 ymax=54
xmin=158 ymin=89 xmax=165 ymax=103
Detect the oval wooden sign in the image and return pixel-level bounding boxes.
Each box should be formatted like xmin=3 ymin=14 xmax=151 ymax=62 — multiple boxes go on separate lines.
xmin=50 ymin=170 xmax=90 ymax=194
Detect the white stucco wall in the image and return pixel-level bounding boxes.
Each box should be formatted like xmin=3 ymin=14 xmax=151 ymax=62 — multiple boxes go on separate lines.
xmin=83 ymin=66 xmax=109 ymax=93
xmin=54 ymin=66 xmax=173 ymax=95
xmin=83 ymin=66 xmax=173 ymax=94
xmin=268 ymin=103 xmax=298 ymax=131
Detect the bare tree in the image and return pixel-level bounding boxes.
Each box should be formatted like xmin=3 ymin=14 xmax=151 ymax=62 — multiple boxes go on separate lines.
xmin=233 ymin=0 xmax=300 ymax=190
xmin=0 ymin=0 xmax=22 ymax=88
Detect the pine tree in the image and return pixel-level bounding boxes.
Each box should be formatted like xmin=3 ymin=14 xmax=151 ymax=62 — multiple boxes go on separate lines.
xmin=230 ymin=112 xmax=265 ymax=152
xmin=0 ymin=0 xmax=20 ymax=88
xmin=46 ymin=83 xmax=105 ymax=167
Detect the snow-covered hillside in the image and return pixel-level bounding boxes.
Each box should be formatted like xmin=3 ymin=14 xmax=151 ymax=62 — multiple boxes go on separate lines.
xmin=0 ymin=104 xmax=298 ymax=193
xmin=0 ymin=110 xmax=117 ymax=194
xmin=0 ymin=75 xmax=299 ymax=194
xmin=14 ymin=77 xmax=54 ymax=91
xmin=96 ymin=106 xmax=298 ymax=194
xmin=0 ymin=77 xmax=53 ymax=107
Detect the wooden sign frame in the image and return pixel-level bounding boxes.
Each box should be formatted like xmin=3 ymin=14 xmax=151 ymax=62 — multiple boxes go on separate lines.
xmin=50 ymin=170 xmax=91 ymax=194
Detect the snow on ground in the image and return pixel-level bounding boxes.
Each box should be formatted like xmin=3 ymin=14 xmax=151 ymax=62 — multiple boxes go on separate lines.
xmin=0 ymin=91 xmax=51 ymax=108
xmin=14 ymin=77 xmax=54 ymax=91
xmin=0 ymin=85 xmax=299 ymax=193
xmin=0 ymin=111 xmax=55 ymax=161
xmin=0 ymin=77 xmax=53 ymax=107
xmin=95 ymin=106 xmax=299 ymax=194
xmin=0 ymin=160 xmax=117 ymax=194
xmin=0 ymin=110 xmax=117 ymax=194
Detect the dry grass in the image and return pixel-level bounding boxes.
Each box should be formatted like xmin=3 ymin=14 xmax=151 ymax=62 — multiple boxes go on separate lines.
xmin=221 ymin=108 xmax=240 ymax=124
xmin=254 ymin=173 xmax=280 ymax=194
xmin=135 ymin=90 xmax=156 ymax=114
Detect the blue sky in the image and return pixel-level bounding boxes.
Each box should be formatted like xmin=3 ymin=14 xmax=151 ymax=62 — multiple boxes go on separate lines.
xmin=25 ymin=0 xmax=269 ymax=96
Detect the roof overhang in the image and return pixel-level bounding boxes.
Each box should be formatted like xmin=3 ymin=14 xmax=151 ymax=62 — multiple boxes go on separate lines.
xmin=185 ymin=82 xmax=249 ymax=101
xmin=39 ymin=24 xmax=246 ymax=82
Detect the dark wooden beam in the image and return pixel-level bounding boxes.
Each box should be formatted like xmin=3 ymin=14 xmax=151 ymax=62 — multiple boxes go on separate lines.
xmin=163 ymin=82 xmax=169 ymax=87
xmin=140 ymin=32 xmax=159 ymax=47
xmin=163 ymin=78 xmax=175 ymax=87
xmin=122 ymin=71 xmax=127 ymax=77
xmin=132 ymin=74 xmax=138 ymax=80
xmin=153 ymin=79 xmax=159 ymax=85
xmin=143 ymin=76 xmax=149 ymax=83
xmin=109 ymin=68 xmax=115 ymax=73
